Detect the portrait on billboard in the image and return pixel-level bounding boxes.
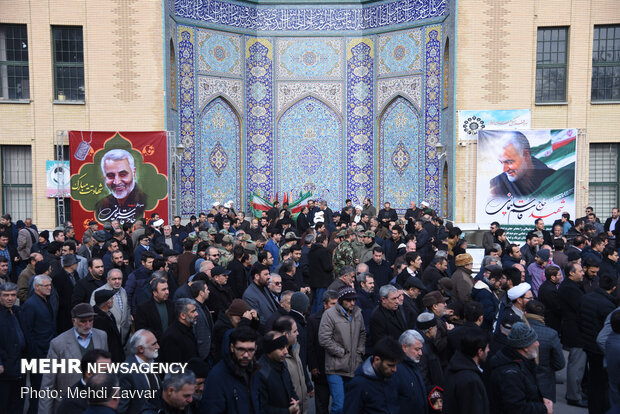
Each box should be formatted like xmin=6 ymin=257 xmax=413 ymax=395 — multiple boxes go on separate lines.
xmin=69 ymin=131 xmax=169 ymax=239
xmin=476 ymin=129 xmax=576 ymax=231
xmin=488 ymin=131 xmax=556 ymax=197
xmin=95 ymin=149 xmax=148 ymax=222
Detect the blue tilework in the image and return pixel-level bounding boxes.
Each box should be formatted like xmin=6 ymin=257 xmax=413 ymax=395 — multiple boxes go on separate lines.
xmin=246 ymin=38 xmax=274 ymax=200
xmin=178 ymin=26 xmax=197 ymax=216
xmin=175 ymin=0 xmax=447 ymax=32
xmin=346 ymin=38 xmax=374 ymax=206
xmin=378 ymin=29 xmax=422 ymax=76
xmin=379 ymin=97 xmax=422 ymax=213
xmin=198 ymin=97 xmax=242 ymax=211
xmin=277 ymin=96 xmax=344 ymax=208
xmin=197 ymin=30 xmax=242 ymax=75
xmin=424 ymin=26 xmax=441 ymax=211
xmin=277 ymin=39 xmax=342 ymax=80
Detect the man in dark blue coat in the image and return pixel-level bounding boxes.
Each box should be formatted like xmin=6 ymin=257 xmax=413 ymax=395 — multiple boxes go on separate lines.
xmin=0 ymin=282 xmax=26 ymax=414
xmin=20 ymin=274 xmax=56 ymax=414
xmin=394 ymin=330 xmax=428 ymax=414
xmin=343 ymin=337 xmax=405 ymax=414
xmin=201 ymin=327 xmax=261 ymax=413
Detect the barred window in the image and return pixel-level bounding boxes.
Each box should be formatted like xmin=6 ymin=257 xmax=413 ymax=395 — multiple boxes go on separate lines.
xmin=592 ymin=25 xmax=620 ymax=102
xmin=535 ymin=27 xmax=568 ymax=103
xmin=1 ymin=146 xmax=32 ymax=220
xmin=0 ymin=24 xmax=29 ymax=100
xmin=589 ymin=143 xmax=619 ymax=215
xmin=52 ymin=26 xmax=85 ymax=102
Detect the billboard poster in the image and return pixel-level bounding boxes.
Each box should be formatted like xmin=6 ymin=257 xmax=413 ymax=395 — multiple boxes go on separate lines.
xmin=458 ymin=110 xmax=531 ymax=140
xmin=46 ymin=161 xmax=71 ymax=198
xmin=476 ymin=129 xmax=577 ymax=241
xmin=69 ymin=131 xmax=169 ymax=238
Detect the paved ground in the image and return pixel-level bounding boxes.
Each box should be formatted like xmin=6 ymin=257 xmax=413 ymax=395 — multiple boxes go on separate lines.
xmin=554 ymin=350 xmax=588 ymax=414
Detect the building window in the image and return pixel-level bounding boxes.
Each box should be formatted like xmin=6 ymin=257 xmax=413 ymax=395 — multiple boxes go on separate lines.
xmin=0 ymin=24 xmax=29 ymax=100
xmin=1 ymin=146 xmax=32 ymax=220
xmin=589 ymin=143 xmax=619 ymax=215
xmin=52 ymin=26 xmax=84 ymax=102
xmin=592 ymin=25 xmax=620 ymax=102
xmin=535 ymin=27 xmax=568 ymax=103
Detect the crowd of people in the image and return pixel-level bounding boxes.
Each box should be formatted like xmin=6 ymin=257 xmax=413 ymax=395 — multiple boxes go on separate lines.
xmin=0 ymin=200 xmax=619 ymax=414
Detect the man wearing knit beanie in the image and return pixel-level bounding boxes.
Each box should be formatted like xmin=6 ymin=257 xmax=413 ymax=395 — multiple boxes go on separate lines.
xmin=488 ymin=322 xmax=553 ymax=414
xmin=319 ymin=285 xmax=365 ymax=414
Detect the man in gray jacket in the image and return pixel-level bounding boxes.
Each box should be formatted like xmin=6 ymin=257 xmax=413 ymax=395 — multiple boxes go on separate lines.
xmin=319 ymin=285 xmax=366 ymax=414
xmin=39 ymin=303 xmax=108 ymax=414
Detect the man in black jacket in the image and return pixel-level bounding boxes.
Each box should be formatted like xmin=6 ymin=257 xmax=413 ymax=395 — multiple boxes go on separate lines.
xmin=443 ymin=329 xmax=490 ymax=414
xmin=258 ymin=331 xmax=300 ymax=413
xmin=537 ymin=266 xmax=563 ymax=333
xmin=93 ymin=290 xmax=124 ymax=362
xmin=309 ymin=234 xmax=334 ymax=314
xmin=140 ymin=372 xmax=196 ymax=414
xmin=422 ymin=256 xmax=449 ymax=291
xmin=370 ymin=284 xmax=407 ymax=347
xmin=488 ymin=322 xmax=552 ymax=414
xmin=558 ymin=262 xmax=588 ymax=407
xmin=206 ymin=266 xmax=234 ymax=321
xmin=133 ymin=276 xmax=174 ymax=341
xmin=71 ymin=257 xmax=106 ymax=307
xmin=580 ymin=273 xmax=617 ymax=413
xmin=227 ymin=245 xmax=248 ymax=299
xmin=0 ymin=282 xmax=26 ymax=414
xmin=402 ymin=276 xmax=425 ymax=329
xmin=158 ymin=298 xmax=199 ymax=364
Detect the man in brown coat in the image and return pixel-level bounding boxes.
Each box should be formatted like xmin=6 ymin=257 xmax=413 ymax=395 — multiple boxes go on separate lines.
xmin=452 ymin=253 xmax=475 ymax=303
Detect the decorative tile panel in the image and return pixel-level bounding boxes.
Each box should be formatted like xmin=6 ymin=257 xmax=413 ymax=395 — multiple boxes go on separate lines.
xmin=198 ymin=97 xmax=242 ymax=210
xmin=377 ymin=29 xmax=423 ymax=76
xmin=197 ymin=29 xmax=242 ymax=76
xmin=246 ymin=38 xmax=274 ymax=199
xmin=276 ymin=39 xmax=343 ymax=80
xmin=175 ymin=0 xmax=447 ymax=32
xmin=197 ymin=76 xmax=243 ymax=115
xmin=276 ymin=82 xmax=343 ymax=117
xmin=346 ymin=38 xmax=374 ymax=206
xmin=424 ymin=26 xmax=442 ymax=211
xmin=377 ymin=76 xmax=422 ymax=114
xmin=178 ymin=26 xmax=196 ymax=216
xmin=277 ymin=96 xmax=343 ymax=208
xmin=379 ymin=97 xmax=422 ymax=213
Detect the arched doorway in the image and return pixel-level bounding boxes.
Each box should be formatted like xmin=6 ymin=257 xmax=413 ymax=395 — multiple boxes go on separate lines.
xmin=197 ymin=97 xmax=242 ymax=211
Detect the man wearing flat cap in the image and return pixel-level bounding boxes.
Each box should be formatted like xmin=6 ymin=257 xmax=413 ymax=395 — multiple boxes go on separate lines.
xmin=319 ymin=285 xmax=365 ymax=414
xmin=39 ymin=303 xmax=108 ymax=414
xmin=93 ymin=289 xmax=124 ymax=362
xmin=489 ymin=322 xmax=553 ymax=414
xmin=423 ymin=290 xmax=453 ymax=369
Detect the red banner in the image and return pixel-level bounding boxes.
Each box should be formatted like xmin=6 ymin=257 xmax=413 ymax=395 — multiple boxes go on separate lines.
xmin=69 ymin=131 xmax=169 ymax=240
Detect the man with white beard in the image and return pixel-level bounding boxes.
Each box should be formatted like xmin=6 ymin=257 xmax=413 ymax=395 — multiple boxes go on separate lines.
xmin=488 ymin=322 xmax=553 ymax=414
xmin=117 ymin=329 xmax=161 ymax=414
xmin=393 ymin=330 xmax=427 ymax=413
